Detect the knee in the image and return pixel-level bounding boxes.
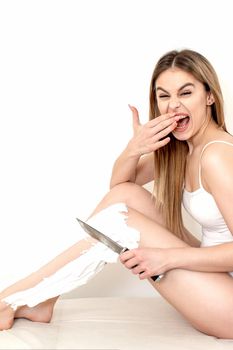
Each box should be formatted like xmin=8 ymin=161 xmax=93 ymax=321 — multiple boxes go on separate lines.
xmin=109 ymin=182 xmax=145 ymax=202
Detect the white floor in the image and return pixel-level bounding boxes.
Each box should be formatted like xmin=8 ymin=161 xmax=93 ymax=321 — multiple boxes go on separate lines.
xmin=1 ymin=296 xmax=233 ymax=350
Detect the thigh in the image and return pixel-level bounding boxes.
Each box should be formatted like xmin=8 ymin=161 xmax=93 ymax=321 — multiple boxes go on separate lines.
xmin=126 ymin=207 xmax=233 ymax=339
xmin=156 ymin=268 xmax=233 ymax=339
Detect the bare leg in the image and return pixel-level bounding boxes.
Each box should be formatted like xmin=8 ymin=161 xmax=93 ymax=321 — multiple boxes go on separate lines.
xmin=0 ymin=239 xmax=92 ymax=300
xmin=0 ymin=296 xmax=59 ymax=330
xmin=0 ymin=239 xmax=94 ymax=330
xmin=90 ymin=183 xmax=166 ymax=225
xmin=14 ymin=297 xmax=59 ymax=322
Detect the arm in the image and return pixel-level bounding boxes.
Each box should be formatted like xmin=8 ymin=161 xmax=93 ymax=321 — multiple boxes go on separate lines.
xmin=171 ymin=242 xmax=233 ymax=273
xmin=110 ymin=106 xmax=179 ymax=188
xmin=110 ymin=151 xmax=154 ymax=188
xmin=120 ymin=242 xmax=233 ymax=280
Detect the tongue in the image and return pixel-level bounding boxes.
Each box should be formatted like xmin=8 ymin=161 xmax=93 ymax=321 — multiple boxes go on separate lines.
xmin=177 ymin=117 xmax=189 ymax=127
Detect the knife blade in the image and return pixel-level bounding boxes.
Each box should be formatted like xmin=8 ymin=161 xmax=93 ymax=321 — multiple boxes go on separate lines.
xmin=76 ymin=218 xmax=128 ymax=254
xmin=76 ymin=217 xmax=164 ymax=282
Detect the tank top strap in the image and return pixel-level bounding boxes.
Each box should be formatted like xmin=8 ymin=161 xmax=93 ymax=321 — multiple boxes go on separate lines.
xmin=198 ymin=140 xmax=233 ymax=188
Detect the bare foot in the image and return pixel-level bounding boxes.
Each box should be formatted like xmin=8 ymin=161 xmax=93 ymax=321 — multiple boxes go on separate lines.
xmin=0 ymin=301 xmax=15 ymax=330
xmin=14 ymin=297 xmax=59 ymax=323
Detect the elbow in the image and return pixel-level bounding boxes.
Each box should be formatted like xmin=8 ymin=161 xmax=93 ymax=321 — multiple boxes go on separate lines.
xmin=109 ymin=179 xmax=134 ymax=190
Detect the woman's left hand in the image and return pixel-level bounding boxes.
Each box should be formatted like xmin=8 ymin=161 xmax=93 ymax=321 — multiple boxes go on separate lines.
xmin=120 ymin=247 xmax=172 ymax=280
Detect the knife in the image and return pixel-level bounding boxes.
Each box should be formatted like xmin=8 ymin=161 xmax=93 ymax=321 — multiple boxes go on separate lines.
xmin=76 ymin=218 xmax=163 ymax=282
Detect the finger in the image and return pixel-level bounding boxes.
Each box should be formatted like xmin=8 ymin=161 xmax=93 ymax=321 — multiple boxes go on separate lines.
xmin=142 ymin=120 xmax=176 ymax=152
xmin=128 ymin=104 xmax=141 ymax=131
xmin=120 ymin=249 xmax=135 ymax=263
xmin=154 ymin=136 xmax=171 ymax=148
xmin=152 ymin=121 xmax=178 ymax=141
xmin=147 ymin=120 xmax=177 ymax=141
xmin=148 ymin=112 xmax=178 ymax=128
xmin=131 ymin=264 xmax=145 ymax=275
xmin=138 ymin=271 xmax=148 ymax=280
xmin=124 ymin=257 xmax=140 ymax=270
xmin=145 ymin=136 xmax=171 ymax=153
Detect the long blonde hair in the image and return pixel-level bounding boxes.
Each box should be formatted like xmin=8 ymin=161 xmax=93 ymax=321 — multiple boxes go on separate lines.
xmin=149 ymin=49 xmax=226 ymax=238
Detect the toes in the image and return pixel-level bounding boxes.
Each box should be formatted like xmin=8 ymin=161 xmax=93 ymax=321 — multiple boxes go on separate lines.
xmin=0 ymin=317 xmax=14 ymax=331
xmin=0 ymin=301 xmax=15 ymax=330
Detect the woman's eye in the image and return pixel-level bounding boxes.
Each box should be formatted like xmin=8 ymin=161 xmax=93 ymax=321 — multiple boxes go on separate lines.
xmin=159 ymin=94 xmax=169 ymax=99
xmin=181 ymin=91 xmax=191 ymax=96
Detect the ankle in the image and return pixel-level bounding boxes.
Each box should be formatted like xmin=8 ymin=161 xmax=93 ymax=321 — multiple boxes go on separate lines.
xmin=15 ymin=297 xmax=58 ymax=323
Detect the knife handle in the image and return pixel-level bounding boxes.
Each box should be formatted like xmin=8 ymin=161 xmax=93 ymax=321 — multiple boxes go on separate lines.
xmin=151 ymin=273 xmax=164 ymax=282
xmin=122 ymin=248 xmax=164 ymax=282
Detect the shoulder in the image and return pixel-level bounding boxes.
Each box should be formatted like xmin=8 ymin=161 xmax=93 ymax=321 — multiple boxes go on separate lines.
xmin=201 ymin=140 xmax=233 ymax=168
xmin=201 ymin=139 xmax=233 ymax=191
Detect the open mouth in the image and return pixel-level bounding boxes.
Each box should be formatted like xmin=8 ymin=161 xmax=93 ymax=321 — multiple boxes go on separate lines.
xmin=175 ymin=115 xmax=190 ymax=131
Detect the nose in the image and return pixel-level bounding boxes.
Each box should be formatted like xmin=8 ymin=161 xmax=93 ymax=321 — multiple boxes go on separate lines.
xmin=168 ymin=98 xmax=181 ymax=111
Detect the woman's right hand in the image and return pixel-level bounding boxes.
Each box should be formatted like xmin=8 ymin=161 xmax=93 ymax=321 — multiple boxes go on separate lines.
xmin=127 ymin=105 xmax=180 ymax=157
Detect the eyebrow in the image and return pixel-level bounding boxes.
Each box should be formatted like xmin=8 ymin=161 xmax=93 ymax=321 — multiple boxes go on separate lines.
xmin=156 ymin=82 xmax=195 ymax=93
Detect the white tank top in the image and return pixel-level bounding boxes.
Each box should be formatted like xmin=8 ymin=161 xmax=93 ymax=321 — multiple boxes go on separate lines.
xmin=183 ymin=141 xmax=233 ymax=249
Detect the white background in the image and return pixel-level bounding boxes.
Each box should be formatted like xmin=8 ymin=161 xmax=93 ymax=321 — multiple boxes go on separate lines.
xmin=0 ymin=0 xmax=233 ymax=297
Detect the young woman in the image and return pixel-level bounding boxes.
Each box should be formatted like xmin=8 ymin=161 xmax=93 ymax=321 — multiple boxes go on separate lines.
xmin=1 ymin=49 xmax=233 ymax=338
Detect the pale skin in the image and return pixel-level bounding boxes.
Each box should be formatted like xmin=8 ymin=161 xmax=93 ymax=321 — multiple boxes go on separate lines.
xmin=1 ymin=67 xmax=233 ymax=338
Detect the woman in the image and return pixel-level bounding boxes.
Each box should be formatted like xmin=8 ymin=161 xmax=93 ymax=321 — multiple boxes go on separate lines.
xmin=1 ymin=49 xmax=233 ymax=338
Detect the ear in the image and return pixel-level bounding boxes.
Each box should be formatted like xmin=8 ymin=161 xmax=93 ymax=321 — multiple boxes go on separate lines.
xmin=206 ymin=92 xmax=215 ymax=106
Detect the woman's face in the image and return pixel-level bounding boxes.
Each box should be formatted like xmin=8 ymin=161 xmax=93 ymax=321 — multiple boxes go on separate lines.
xmin=155 ymin=67 xmax=214 ymax=142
